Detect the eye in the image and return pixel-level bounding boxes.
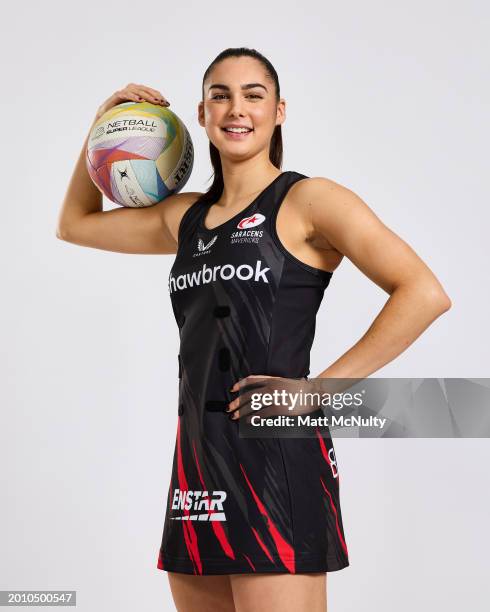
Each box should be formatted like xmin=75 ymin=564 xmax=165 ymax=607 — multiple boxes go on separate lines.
xmin=211 ymin=93 xmax=263 ymax=100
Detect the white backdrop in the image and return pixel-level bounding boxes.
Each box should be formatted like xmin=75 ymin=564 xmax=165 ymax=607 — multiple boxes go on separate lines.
xmin=1 ymin=1 xmax=489 ymax=610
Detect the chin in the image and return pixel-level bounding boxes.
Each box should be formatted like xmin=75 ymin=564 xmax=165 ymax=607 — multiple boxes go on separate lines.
xmin=221 ymin=148 xmax=255 ymax=159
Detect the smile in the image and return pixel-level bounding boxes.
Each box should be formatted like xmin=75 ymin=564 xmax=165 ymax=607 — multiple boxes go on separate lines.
xmin=221 ymin=128 xmax=254 ymax=139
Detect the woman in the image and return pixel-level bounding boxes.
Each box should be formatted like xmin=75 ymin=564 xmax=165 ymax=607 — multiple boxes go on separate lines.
xmin=56 ymin=47 xmax=451 ymax=612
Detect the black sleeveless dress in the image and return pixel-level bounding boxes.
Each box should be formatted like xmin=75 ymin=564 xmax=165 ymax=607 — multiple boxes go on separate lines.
xmin=157 ymin=171 xmax=349 ymax=575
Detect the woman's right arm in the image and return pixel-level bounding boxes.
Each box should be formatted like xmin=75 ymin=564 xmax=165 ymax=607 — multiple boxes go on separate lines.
xmin=55 ymin=84 xmax=201 ymax=255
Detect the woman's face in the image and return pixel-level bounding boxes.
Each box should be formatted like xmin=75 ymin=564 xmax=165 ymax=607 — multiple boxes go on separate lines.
xmin=198 ymin=56 xmax=285 ymax=161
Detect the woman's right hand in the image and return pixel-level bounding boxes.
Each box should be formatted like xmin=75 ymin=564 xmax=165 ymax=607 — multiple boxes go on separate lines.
xmin=94 ymin=83 xmax=170 ymax=122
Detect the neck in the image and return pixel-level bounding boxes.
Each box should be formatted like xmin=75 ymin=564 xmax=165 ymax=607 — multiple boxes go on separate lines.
xmin=218 ymin=155 xmax=282 ymax=207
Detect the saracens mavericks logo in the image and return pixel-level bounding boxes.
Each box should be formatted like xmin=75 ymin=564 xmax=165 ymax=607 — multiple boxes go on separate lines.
xmin=237 ymin=213 xmax=265 ymax=229
xmin=231 ymin=213 xmax=266 ymax=245
xmin=171 ymin=488 xmax=228 ymax=521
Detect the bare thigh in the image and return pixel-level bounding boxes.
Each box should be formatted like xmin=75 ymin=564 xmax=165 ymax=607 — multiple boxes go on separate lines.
xmin=167 ymin=572 xmax=236 ymax=612
xmin=230 ymin=572 xmax=327 ymax=612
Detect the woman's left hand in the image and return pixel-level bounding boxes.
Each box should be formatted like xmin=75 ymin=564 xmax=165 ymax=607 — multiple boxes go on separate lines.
xmin=226 ymin=374 xmax=322 ymax=421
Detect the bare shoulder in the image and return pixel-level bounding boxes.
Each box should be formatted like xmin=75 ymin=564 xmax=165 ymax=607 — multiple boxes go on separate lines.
xmin=286 ymin=175 xmax=361 ymax=249
xmin=156 ymin=190 xmax=204 ymax=244
xmin=291 ymin=175 xmax=376 ymax=227
xmin=290 ymin=175 xmax=357 ymax=207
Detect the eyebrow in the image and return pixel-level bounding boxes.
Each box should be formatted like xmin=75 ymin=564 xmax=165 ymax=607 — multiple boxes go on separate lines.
xmin=208 ymin=83 xmax=268 ymax=93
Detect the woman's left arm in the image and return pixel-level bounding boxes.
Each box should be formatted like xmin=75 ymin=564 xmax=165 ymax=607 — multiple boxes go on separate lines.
xmin=305 ymin=177 xmax=452 ymax=379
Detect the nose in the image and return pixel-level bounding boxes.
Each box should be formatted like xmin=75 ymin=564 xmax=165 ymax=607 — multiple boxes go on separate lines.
xmin=228 ymin=94 xmax=245 ymax=117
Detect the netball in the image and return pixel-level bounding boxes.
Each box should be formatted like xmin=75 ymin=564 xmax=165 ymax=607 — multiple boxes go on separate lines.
xmin=86 ymin=101 xmax=194 ymax=207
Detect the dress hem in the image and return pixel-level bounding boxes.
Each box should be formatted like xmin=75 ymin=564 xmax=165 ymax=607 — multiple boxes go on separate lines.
xmin=157 ymin=553 xmax=350 ymax=575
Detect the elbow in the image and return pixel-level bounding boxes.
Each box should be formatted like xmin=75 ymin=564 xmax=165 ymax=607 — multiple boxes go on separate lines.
xmin=428 ymin=288 xmax=452 ymax=314
xmin=439 ymin=294 xmax=452 ymax=312
xmin=55 ymin=224 xmax=71 ymax=242
xmin=410 ymin=275 xmax=452 ymax=314
xmin=395 ymin=280 xmax=452 ymax=313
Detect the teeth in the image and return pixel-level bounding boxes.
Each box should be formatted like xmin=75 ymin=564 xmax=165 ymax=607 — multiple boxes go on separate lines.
xmin=224 ymin=127 xmax=252 ymax=133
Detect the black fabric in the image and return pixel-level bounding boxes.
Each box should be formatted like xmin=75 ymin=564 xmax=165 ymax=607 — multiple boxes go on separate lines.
xmin=157 ymin=171 xmax=350 ymax=575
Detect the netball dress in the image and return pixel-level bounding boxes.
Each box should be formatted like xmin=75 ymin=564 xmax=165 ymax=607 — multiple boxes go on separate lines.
xmin=157 ymin=171 xmax=349 ymax=575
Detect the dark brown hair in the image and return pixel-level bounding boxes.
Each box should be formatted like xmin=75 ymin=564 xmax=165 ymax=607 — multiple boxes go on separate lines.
xmin=196 ymin=47 xmax=283 ymax=206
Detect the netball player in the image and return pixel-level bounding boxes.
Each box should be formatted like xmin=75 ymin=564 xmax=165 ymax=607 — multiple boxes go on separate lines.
xmin=56 ymin=47 xmax=451 ymax=612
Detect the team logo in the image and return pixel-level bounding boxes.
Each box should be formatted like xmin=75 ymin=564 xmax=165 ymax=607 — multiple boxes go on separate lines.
xmin=237 ymin=213 xmax=265 ymax=229
xmin=328 ymin=447 xmax=338 ymax=479
xmin=231 ymin=214 xmax=266 ymax=244
xmin=171 ymin=488 xmax=228 ymax=521
xmin=193 ymin=235 xmax=217 ymax=257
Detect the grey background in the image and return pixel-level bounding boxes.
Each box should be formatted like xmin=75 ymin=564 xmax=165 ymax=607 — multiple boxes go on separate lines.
xmin=1 ymin=0 xmax=489 ymax=610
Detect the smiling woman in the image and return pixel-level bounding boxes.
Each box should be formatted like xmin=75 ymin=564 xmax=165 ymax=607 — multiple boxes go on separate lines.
xmin=56 ymin=44 xmax=450 ymax=612
xmin=157 ymin=46 xmax=450 ymax=612
xmin=159 ymin=47 xmax=351 ymax=612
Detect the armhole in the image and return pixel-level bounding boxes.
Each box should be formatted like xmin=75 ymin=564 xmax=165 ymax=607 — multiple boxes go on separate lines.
xmin=269 ymin=178 xmax=333 ymax=282
xmin=177 ymin=196 xmax=203 ymax=246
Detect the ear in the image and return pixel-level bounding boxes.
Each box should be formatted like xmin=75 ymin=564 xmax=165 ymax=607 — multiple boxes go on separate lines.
xmin=275 ymin=98 xmax=286 ymax=127
xmin=198 ymin=101 xmax=205 ymax=127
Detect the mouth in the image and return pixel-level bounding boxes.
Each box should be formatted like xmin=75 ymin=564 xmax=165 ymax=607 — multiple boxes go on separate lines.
xmin=221 ymin=127 xmax=254 ymax=139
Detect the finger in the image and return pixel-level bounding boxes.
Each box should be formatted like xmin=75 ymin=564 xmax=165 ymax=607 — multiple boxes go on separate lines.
xmin=145 ymin=88 xmax=169 ymax=103
xmin=230 ymin=377 xmax=243 ymax=392
xmin=226 ymin=397 xmax=239 ymax=412
xmin=230 ymin=374 xmax=274 ymax=393
xmin=231 ymin=395 xmax=255 ymax=420
xmin=234 ymin=393 xmax=251 ymax=411
xmin=232 ymin=401 xmax=261 ymax=421
xmin=228 ymin=392 xmax=251 ymax=418
xmin=133 ymin=83 xmax=166 ymax=99
xmin=132 ymin=89 xmax=165 ymax=104
xmin=131 ymin=84 xmax=169 ymax=105
xmin=117 ymin=90 xmax=145 ymax=103
xmin=227 ymin=381 xmax=270 ymax=416
xmin=239 ymin=379 xmax=268 ymax=395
